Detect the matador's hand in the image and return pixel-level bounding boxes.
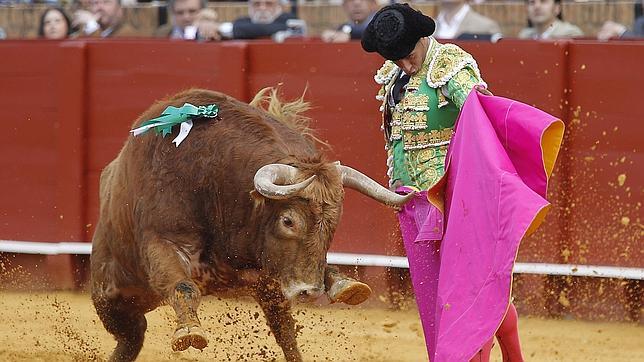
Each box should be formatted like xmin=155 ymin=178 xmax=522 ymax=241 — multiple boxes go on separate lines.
xmin=475 ymin=85 xmax=493 ymax=96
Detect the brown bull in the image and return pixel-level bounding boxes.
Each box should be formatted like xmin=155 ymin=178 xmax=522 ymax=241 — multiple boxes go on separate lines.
xmin=91 ymin=88 xmax=412 ymax=361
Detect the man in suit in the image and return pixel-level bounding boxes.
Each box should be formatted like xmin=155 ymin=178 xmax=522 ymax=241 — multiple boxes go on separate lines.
xmin=598 ymin=0 xmax=644 ymax=40
xmin=434 ymin=0 xmax=502 ymax=40
xmin=155 ymin=0 xmax=204 ymax=39
xmin=518 ymin=0 xmax=583 ymax=39
xmin=321 ymin=0 xmax=379 ymax=43
xmin=217 ymin=0 xmax=304 ymax=40
xmin=155 ymin=0 xmax=220 ymax=40
xmin=89 ymin=0 xmax=139 ymax=37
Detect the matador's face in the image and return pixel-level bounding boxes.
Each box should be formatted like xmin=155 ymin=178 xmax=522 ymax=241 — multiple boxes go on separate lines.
xmin=393 ymin=37 xmax=429 ymax=76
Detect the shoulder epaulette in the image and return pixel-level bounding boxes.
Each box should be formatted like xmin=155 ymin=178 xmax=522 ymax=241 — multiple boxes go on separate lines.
xmin=427 ymin=43 xmax=482 ymax=88
xmin=374 ymin=60 xmax=399 ymax=85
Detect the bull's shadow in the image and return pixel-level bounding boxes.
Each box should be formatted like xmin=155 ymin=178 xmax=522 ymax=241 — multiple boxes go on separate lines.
xmin=90 ymin=88 xmax=412 ymax=362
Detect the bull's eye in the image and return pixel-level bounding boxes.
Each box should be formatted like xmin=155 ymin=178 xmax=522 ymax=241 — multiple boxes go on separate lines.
xmin=282 ymin=216 xmax=294 ymax=228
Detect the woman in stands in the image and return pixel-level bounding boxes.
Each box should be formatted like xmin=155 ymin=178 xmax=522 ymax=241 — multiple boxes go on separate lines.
xmin=38 ymin=7 xmax=73 ymax=40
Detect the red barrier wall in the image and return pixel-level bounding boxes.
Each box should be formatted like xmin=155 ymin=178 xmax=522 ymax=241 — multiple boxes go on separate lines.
xmin=565 ymin=41 xmax=643 ymax=268
xmin=0 ymin=40 xmax=642 ymax=314
xmin=0 ymin=42 xmax=62 ymax=241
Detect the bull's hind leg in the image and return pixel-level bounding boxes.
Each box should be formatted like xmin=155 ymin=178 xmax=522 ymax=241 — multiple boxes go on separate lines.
xmin=254 ymin=277 xmax=302 ymax=362
xmin=145 ymin=238 xmax=208 ymax=352
xmin=93 ymin=295 xmax=147 ymax=362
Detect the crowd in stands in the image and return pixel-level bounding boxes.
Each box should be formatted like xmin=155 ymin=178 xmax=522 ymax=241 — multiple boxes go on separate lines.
xmin=0 ymin=0 xmax=642 ymax=41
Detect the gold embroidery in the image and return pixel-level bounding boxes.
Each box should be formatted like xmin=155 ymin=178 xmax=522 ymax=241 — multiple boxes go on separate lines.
xmin=403 ymin=129 xmax=454 ymax=150
xmin=376 ymin=87 xmax=386 ymax=100
xmin=437 ymin=90 xmax=449 ymax=108
xmin=428 ymin=43 xmax=478 ymax=88
xmin=417 ymin=167 xmax=438 ymax=187
xmin=401 ymin=111 xmax=427 ymax=130
xmin=400 ymin=93 xmax=430 ymax=111
xmin=406 ymin=74 xmax=423 ymax=91
xmin=375 ymin=60 xmax=398 ymax=85
xmin=407 ymin=144 xmax=449 ymax=189
xmin=454 ymin=69 xmax=474 ymax=83
xmin=415 ymin=147 xmax=437 ymax=162
xmin=391 ymin=109 xmax=402 ymax=126
xmin=391 ymin=125 xmax=402 ymax=140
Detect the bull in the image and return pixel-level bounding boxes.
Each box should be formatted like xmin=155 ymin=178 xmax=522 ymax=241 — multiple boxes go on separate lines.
xmin=90 ymin=88 xmax=412 ymax=361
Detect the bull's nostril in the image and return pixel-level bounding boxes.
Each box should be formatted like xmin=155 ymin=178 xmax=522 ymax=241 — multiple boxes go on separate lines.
xmin=299 ymin=288 xmax=322 ymax=298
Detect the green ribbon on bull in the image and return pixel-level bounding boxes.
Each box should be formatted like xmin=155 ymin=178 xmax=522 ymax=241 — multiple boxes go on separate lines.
xmin=130 ymin=103 xmax=219 ymax=146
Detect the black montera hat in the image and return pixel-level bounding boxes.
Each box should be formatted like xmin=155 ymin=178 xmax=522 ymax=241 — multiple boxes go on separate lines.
xmin=361 ymin=3 xmax=436 ymax=61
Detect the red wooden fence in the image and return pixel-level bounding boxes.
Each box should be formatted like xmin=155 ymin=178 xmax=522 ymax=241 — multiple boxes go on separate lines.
xmin=0 ymin=39 xmax=641 ymax=319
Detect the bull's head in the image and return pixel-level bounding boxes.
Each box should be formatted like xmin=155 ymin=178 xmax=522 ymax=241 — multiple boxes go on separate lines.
xmin=252 ymin=162 xmax=413 ymax=302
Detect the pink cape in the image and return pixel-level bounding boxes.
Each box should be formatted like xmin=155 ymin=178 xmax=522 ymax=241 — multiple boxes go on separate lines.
xmin=397 ymin=91 xmax=564 ymax=361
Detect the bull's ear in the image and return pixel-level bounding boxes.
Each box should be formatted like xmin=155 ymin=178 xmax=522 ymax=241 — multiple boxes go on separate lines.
xmin=249 ymin=190 xmax=264 ymax=202
xmin=249 ymin=190 xmax=266 ymax=222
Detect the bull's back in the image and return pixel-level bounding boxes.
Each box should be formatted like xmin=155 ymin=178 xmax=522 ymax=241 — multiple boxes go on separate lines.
xmin=92 ymin=88 xmax=319 ymax=276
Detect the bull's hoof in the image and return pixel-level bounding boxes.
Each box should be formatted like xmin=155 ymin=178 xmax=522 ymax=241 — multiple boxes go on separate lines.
xmin=328 ymin=279 xmax=372 ymax=305
xmin=171 ymin=325 xmax=208 ymax=352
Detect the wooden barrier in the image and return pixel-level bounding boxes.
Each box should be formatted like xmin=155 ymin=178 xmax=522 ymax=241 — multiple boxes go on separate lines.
xmin=0 ymin=41 xmax=62 ymax=241
xmin=0 ymin=39 xmax=641 ymax=320
xmin=0 ymin=1 xmax=638 ymax=39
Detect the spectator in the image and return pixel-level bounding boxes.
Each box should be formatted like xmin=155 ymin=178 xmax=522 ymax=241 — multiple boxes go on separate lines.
xmin=193 ymin=8 xmax=221 ymax=40
xmin=518 ymin=0 xmax=583 ymax=39
xmin=72 ymin=0 xmax=101 ymax=36
xmin=321 ymin=0 xmax=378 ymax=43
xmin=155 ymin=0 xmax=220 ymax=40
xmin=434 ymin=0 xmax=502 ymax=40
xmin=598 ymin=0 xmax=643 ymax=40
xmin=38 ymin=7 xmax=73 ymax=39
xmin=88 ymin=0 xmax=140 ymax=37
xmin=217 ymin=0 xmax=305 ymax=41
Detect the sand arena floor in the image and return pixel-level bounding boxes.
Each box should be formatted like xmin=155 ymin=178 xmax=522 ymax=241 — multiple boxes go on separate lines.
xmin=0 ymin=292 xmax=642 ymax=361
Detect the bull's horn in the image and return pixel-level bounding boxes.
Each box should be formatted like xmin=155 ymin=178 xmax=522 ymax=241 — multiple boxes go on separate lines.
xmin=254 ymin=164 xmax=316 ymax=199
xmin=337 ymin=164 xmax=414 ymax=207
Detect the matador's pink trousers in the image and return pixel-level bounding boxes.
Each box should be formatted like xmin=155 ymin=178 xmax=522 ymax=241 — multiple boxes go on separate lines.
xmin=397 ymin=188 xmax=524 ymax=362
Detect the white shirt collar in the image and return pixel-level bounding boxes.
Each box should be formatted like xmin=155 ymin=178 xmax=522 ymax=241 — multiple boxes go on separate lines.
xmin=537 ymin=19 xmax=560 ymax=39
xmin=435 ymin=4 xmax=471 ymax=39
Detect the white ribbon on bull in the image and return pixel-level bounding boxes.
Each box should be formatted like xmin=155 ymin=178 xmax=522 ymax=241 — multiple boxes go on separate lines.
xmin=130 ymin=103 xmax=218 ymax=147
xmin=171 ymin=120 xmax=194 ymax=147
xmin=253 ymin=162 xmax=414 ymax=207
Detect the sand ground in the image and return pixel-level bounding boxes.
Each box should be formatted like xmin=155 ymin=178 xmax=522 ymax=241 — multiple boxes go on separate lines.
xmin=0 ymin=292 xmax=642 ymax=361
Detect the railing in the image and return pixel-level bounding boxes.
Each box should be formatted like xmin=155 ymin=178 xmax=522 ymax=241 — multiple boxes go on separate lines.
xmin=1 ymin=240 xmax=643 ymax=280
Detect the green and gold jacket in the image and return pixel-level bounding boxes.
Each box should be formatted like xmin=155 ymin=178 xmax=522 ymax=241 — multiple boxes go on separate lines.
xmin=375 ymin=37 xmax=486 ymax=190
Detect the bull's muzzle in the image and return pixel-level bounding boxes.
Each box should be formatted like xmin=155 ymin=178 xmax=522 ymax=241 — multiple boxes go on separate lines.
xmin=282 ymin=282 xmax=325 ymax=303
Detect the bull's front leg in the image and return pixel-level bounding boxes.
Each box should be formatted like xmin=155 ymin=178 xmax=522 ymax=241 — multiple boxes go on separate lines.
xmin=254 ymin=277 xmax=302 ymax=362
xmin=145 ymin=236 xmax=208 ymax=352
xmin=325 ymin=266 xmax=372 ymax=305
